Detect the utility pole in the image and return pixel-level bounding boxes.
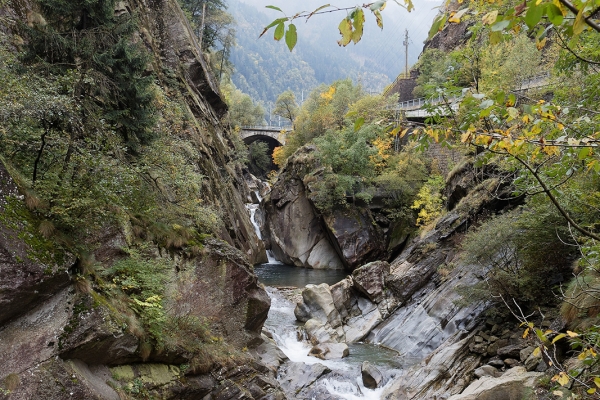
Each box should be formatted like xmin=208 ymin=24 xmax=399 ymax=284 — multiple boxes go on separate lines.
xmin=403 ymin=29 xmax=409 ymax=78
xmin=198 ymin=1 xmax=206 ymax=50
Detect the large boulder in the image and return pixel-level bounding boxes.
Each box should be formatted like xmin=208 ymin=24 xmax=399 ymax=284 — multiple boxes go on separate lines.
xmin=295 ymin=283 xmax=342 ymax=327
xmin=361 ymin=361 xmax=384 ymax=389
xmin=352 ymin=261 xmax=390 ymax=303
xmin=308 ymin=343 xmax=349 ymax=360
xmin=263 ymin=159 xmax=343 ymax=269
xmin=322 ymin=208 xmax=386 ymax=269
xmin=447 ymin=367 xmax=542 ymax=400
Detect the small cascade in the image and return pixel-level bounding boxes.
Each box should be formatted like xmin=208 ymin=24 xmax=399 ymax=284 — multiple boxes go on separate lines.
xmin=246 ymin=191 xmax=281 ymax=264
xmin=265 ymin=288 xmax=399 ymax=399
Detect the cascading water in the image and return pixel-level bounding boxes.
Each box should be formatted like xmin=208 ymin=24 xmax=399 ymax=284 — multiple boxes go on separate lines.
xmin=246 ymin=191 xmax=281 ymax=264
xmin=247 ymin=189 xmax=401 ymax=398
xmin=264 ymin=287 xmax=402 ymax=399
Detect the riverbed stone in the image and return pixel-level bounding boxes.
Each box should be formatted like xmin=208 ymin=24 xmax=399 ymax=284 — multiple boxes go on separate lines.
xmin=361 ymin=361 xmax=384 ymax=389
xmin=304 ymin=318 xmax=344 ymax=344
xmin=308 ymin=343 xmax=349 ymax=360
xmin=278 ymin=362 xmax=331 ymax=395
xmin=297 ymin=283 xmax=342 ymax=327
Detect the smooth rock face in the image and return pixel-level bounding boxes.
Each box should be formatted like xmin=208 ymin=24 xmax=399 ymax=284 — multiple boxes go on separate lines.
xmin=361 ymin=361 xmax=384 ymax=389
xmin=297 ymin=284 xmax=342 ymax=327
xmin=308 ymin=343 xmax=349 ymax=360
xmin=322 ymin=208 xmax=386 ymax=269
xmin=263 ymin=170 xmax=343 ymax=269
xmin=352 ymin=261 xmax=390 ymax=303
xmin=278 ymin=362 xmax=331 ymax=396
xmin=447 ymin=367 xmax=542 ymax=400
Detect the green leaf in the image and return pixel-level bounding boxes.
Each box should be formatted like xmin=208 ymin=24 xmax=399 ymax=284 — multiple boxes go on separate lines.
xmin=338 ymin=18 xmax=353 ymax=46
xmin=535 ymin=328 xmax=548 ymax=342
xmin=373 ymin=10 xmax=384 ymax=29
xmin=578 ymin=146 xmax=592 ymax=160
xmin=354 ymin=117 xmax=365 ymax=132
xmin=259 ymin=18 xmax=288 ymax=38
xmin=370 ymin=1 xmax=386 ymax=11
xmin=352 ymin=8 xmax=365 ymax=44
xmin=525 ymin=2 xmax=544 ymax=30
xmin=265 ymin=5 xmax=283 ymax=12
xmin=491 ymin=19 xmax=510 ymax=32
xmin=546 ymin=4 xmax=564 ymax=26
xmin=285 ymin=23 xmax=297 ymax=51
xmin=274 ymin=22 xmax=285 ymax=41
xmin=573 ymin=9 xmax=587 ymax=35
xmin=552 ymin=333 xmax=567 ymax=344
xmin=307 ymin=4 xmax=331 ymax=20
xmin=428 ymin=14 xmax=447 ymax=38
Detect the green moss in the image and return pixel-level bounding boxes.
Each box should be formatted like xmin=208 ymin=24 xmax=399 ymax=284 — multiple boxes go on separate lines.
xmin=0 ymin=195 xmax=68 ymax=268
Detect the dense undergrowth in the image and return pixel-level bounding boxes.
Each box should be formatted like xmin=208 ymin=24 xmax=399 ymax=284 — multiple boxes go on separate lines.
xmin=0 ymin=0 xmax=249 ymax=384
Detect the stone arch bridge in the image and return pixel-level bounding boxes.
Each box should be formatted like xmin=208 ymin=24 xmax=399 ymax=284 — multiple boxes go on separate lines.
xmin=240 ymin=126 xmax=291 ymax=147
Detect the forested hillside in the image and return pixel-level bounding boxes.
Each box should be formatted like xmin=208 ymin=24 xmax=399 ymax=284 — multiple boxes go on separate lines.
xmin=228 ymin=0 xmax=440 ymax=106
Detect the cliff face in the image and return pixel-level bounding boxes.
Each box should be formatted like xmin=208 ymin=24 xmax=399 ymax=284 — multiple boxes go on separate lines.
xmin=0 ymin=0 xmax=280 ymax=398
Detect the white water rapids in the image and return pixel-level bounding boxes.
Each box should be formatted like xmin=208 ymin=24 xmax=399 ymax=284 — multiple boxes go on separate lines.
xmin=246 ymin=192 xmax=402 ymax=399
xmin=265 ymin=288 xmax=399 ymax=399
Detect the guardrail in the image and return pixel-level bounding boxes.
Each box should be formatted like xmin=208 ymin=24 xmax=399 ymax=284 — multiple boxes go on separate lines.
xmin=241 ymin=125 xmax=293 ymax=131
xmin=395 ymin=73 xmax=550 ymax=111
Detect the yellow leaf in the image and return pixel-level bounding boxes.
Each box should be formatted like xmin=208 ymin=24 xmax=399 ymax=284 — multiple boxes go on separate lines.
xmin=448 ymin=12 xmax=460 ymax=23
xmin=594 ymin=376 xmax=600 ymax=388
xmin=533 ymin=346 xmax=541 ymax=357
xmin=536 ymin=37 xmax=547 ymax=50
xmin=522 ymin=114 xmax=531 ymax=124
xmin=554 ymin=372 xmax=569 ymax=386
xmin=567 ymin=330 xmax=579 ymax=337
xmin=523 ymin=328 xmax=530 ymax=338
xmin=482 ymin=10 xmax=498 ymax=25
xmin=552 ymin=333 xmax=566 ymax=344
xmin=573 ymin=9 xmax=586 ymax=35
xmin=588 ymin=388 xmax=597 ymax=395
xmin=579 ymin=351 xmax=588 ymax=360
xmin=461 ymin=131 xmax=472 ymax=143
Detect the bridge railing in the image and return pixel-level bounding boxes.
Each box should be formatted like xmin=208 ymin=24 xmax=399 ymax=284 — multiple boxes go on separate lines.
xmin=240 ymin=125 xmax=293 ymax=131
xmin=395 ymin=73 xmax=551 ymax=111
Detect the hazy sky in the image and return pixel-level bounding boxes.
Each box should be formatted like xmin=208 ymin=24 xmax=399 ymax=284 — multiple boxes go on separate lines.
xmin=236 ymin=0 xmax=444 ymax=68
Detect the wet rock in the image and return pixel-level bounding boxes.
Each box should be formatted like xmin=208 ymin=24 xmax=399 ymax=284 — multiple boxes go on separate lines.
xmin=361 ymin=361 xmax=384 ymax=389
xmin=304 ymin=318 xmax=344 ymax=344
xmin=524 ymin=351 xmax=541 ymax=371
xmin=352 ymin=261 xmax=390 ymax=303
xmin=473 ymin=365 xmax=501 ymax=378
xmin=343 ymin=301 xmax=382 ymax=343
xmin=308 ymin=343 xmax=349 ymax=360
xmin=447 ymin=366 xmax=543 ymax=400
xmin=278 ymin=362 xmax=331 ymax=395
xmin=504 ymin=358 xmax=519 ymax=367
xmin=296 ymin=283 xmax=342 ymax=327
xmin=330 ymin=277 xmax=354 ymax=320
xmin=0 ymin=162 xmax=74 ymax=326
xmin=249 ymin=334 xmax=288 ymax=373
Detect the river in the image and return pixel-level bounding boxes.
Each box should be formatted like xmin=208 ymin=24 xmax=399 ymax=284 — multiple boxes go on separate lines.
xmin=247 ymin=197 xmax=405 ymax=399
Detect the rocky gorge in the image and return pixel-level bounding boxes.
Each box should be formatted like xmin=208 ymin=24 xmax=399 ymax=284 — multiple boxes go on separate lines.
xmin=0 ymin=0 xmax=593 ymax=398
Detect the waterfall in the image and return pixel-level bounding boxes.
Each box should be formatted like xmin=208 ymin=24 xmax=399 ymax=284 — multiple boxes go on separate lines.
xmin=246 ymin=192 xmax=281 ymax=264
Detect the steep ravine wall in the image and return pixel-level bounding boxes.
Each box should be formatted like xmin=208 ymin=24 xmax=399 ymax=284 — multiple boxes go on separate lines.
xmin=0 ymin=0 xmax=279 ymax=398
